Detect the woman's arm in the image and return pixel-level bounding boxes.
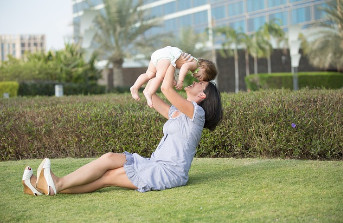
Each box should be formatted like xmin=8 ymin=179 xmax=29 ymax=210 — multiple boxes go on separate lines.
xmin=161 ymin=65 xmax=194 ymax=119
xmin=151 ymin=93 xmax=170 ymax=119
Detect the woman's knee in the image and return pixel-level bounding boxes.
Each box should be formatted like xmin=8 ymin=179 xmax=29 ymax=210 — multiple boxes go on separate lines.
xmin=99 ymin=152 xmax=114 ymax=161
xmin=99 ymin=152 xmax=126 ymax=167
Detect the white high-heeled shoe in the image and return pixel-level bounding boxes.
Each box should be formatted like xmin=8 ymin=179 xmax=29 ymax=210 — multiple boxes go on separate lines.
xmin=36 ymin=158 xmax=57 ymax=195
xmin=22 ymin=166 xmax=42 ymax=196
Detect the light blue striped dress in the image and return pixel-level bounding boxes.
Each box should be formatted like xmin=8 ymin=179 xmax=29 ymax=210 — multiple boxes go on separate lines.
xmin=124 ymin=102 xmax=205 ymax=192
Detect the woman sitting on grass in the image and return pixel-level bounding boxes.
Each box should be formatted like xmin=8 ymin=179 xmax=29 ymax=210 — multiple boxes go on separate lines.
xmin=21 ymin=54 xmax=223 ymax=195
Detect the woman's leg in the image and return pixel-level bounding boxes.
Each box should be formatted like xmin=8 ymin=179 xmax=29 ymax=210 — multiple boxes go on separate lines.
xmin=130 ymin=61 xmax=156 ymax=101
xmin=53 ymin=152 xmax=128 ymax=193
xmin=59 ymin=167 xmax=137 ymax=194
xmin=144 ymin=60 xmax=173 ymax=107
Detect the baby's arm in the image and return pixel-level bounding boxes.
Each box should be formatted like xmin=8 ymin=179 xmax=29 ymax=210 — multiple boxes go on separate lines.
xmin=176 ymin=61 xmax=198 ymax=89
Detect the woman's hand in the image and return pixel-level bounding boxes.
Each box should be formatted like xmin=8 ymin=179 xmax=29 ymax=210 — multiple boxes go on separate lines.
xmin=180 ymin=52 xmax=193 ymax=62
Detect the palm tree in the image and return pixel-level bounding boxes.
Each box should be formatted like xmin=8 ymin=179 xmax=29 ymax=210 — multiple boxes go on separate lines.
xmin=241 ymin=33 xmax=253 ymax=76
xmin=215 ymin=26 xmax=243 ymax=93
xmin=302 ymin=0 xmax=343 ymax=71
xmin=259 ymin=20 xmax=285 ymax=74
xmin=91 ymin=0 xmax=159 ymax=90
xmin=249 ymin=29 xmax=270 ymax=74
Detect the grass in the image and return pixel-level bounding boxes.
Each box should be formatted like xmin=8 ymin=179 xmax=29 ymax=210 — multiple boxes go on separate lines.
xmin=0 ymin=158 xmax=342 ymax=222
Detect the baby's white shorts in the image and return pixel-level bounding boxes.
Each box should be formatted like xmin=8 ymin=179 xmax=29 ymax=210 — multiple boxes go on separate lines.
xmin=151 ymin=46 xmax=182 ymax=68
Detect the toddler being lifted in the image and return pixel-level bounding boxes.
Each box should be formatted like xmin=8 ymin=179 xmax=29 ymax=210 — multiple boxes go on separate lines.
xmin=130 ymin=46 xmax=217 ymax=107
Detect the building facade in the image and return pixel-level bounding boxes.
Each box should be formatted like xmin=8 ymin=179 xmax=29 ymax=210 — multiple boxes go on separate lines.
xmin=0 ymin=34 xmax=46 ymax=63
xmin=72 ymin=0 xmax=328 ymax=42
xmin=72 ymin=0 xmax=329 ymax=91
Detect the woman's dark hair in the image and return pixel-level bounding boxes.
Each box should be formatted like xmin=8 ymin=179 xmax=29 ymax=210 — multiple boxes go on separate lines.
xmin=198 ymin=82 xmax=223 ymax=131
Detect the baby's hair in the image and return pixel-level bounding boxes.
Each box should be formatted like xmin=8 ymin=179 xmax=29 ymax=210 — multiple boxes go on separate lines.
xmin=198 ymin=59 xmax=217 ymax=81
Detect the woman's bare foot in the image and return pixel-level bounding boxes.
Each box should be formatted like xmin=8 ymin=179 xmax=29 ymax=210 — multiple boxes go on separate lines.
xmin=130 ymin=86 xmax=140 ymax=101
xmin=143 ymin=90 xmax=153 ymax=107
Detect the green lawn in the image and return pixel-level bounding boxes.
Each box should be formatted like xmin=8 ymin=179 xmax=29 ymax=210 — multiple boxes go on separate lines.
xmin=1 ymin=158 xmax=342 ymax=222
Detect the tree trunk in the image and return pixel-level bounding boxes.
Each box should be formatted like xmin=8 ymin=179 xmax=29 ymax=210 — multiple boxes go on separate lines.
xmin=112 ymin=59 xmax=124 ymax=87
xmin=245 ymin=50 xmax=250 ymax=76
xmin=254 ymin=56 xmax=258 ymax=74
xmin=106 ymin=68 xmax=114 ymax=91
xmin=234 ymin=49 xmax=239 ymax=93
xmin=267 ymin=56 xmax=271 ymax=74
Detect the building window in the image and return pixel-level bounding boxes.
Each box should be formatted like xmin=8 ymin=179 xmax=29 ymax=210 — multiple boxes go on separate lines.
xmin=212 ymin=6 xmax=226 ymax=20
xmin=314 ymin=3 xmax=327 ymax=20
xmin=177 ymin=0 xmax=191 ymax=11
xmin=89 ymin=0 xmax=102 ymax=6
xmin=268 ymin=0 xmax=286 ymax=8
xmin=164 ymin=19 xmax=178 ymax=32
xmin=292 ymin=6 xmax=311 ymax=24
xmin=150 ymin=5 xmax=164 ymax=17
xmin=193 ymin=11 xmax=208 ymax=26
xmin=193 ymin=0 xmax=207 ymax=7
xmin=228 ymin=1 xmax=244 ymax=17
xmin=194 ymin=25 xmax=207 ymax=34
xmin=164 ymin=2 xmax=176 ymax=15
xmin=248 ymin=15 xmax=266 ymax=32
xmin=269 ymin=11 xmax=288 ymax=26
xmin=247 ymin=0 xmax=264 ymax=12
xmin=73 ymin=1 xmax=88 ymax=14
xmin=230 ymin=20 xmax=246 ymax=32
xmin=178 ymin=14 xmax=192 ymax=27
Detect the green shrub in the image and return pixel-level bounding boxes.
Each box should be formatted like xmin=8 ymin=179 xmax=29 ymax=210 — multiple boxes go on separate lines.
xmin=0 ymin=81 xmax=19 ymax=97
xmin=18 ymin=81 xmax=106 ymax=96
xmin=245 ymin=72 xmax=343 ymax=91
xmin=0 ymin=90 xmax=342 ymax=161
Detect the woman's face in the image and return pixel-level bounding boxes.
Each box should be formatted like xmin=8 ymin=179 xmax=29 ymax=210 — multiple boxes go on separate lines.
xmin=184 ymin=81 xmax=208 ymax=96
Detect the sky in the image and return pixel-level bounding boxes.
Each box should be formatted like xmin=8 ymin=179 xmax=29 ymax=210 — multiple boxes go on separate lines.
xmin=0 ymin=0 xmax=73 ymax=51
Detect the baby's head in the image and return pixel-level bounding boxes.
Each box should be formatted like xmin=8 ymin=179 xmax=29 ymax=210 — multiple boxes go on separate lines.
xmin=193 ymin=59 xmax=217 ymax=81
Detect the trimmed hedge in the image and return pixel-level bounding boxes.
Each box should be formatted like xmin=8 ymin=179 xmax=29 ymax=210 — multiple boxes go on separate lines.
xmin=0 ymin=89 xmax=342 ymax=161
xmin=18 ymin=81 xmax=106 ymax=96
xmin=245 ymin=72 xmax=343 ymax=91
xmin=0 ymin=81 xmax=19 ymax=97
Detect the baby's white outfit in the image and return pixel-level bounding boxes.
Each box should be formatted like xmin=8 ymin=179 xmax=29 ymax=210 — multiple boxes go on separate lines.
xmin=151 ymin=46 xmax=183 ymax=68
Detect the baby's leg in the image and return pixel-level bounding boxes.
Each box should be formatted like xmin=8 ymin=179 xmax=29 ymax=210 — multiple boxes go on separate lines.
xmin=143 ymin=59 xmax=173 ymax=107
xmin=130 ymin=61 xmax=156 ymax=101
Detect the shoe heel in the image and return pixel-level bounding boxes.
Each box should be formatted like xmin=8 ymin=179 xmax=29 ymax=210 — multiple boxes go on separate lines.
xmin=22 ymin=181 xmax=38 ymax=196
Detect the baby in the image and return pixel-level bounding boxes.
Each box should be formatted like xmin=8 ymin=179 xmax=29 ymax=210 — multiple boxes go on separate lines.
xmin=130 ymin=46 xmax=217 ymax=107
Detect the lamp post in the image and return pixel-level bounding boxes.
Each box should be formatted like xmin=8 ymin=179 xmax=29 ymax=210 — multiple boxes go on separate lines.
xmin=288 ymin=25 xmax=302 ymax=91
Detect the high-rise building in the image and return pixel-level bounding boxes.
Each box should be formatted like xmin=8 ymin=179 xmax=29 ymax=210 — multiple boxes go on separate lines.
xmin=72 ymin=0 xmax=328 ymax=43
xmin=0 ymin=34 xmax=46 ymax=63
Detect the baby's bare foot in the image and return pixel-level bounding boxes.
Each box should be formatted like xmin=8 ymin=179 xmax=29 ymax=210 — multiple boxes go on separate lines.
xmin=130 ymin=86 xmax=140 ymax=101
xmin=143 ymin=90 xmax=153 ymax=108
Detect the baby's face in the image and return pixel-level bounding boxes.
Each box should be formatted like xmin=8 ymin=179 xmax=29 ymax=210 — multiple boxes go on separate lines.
xmin=193 ymin=68 xmax=205 ymax=81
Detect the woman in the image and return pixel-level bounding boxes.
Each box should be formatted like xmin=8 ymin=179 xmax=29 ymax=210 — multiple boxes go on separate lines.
xmin=22 ymin=55 xmax=223 ymax=195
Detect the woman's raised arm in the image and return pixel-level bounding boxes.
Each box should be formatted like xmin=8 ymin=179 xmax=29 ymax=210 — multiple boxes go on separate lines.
xmin=160 ymin=65 xmax=194 ymax=119
xmin=151 ymin=93 xmax=170 ymax=119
